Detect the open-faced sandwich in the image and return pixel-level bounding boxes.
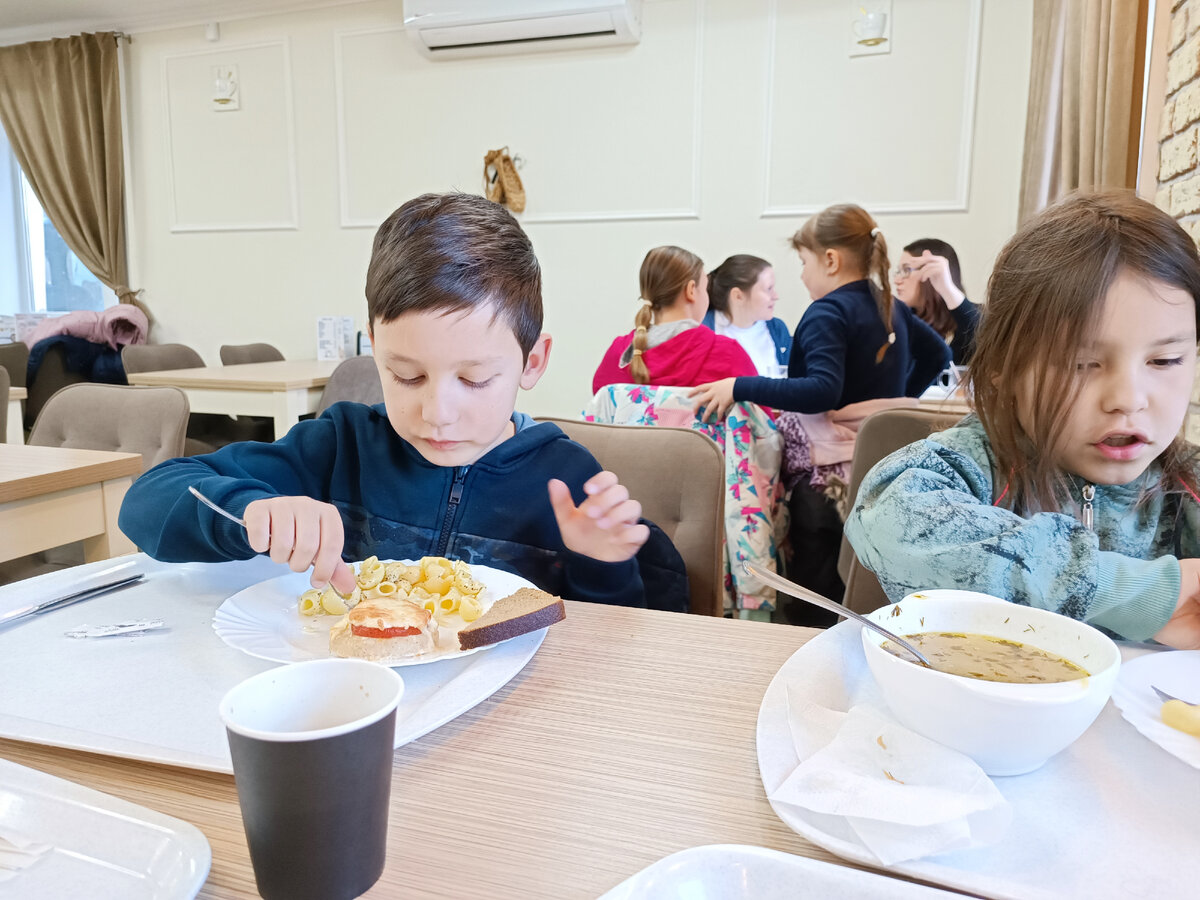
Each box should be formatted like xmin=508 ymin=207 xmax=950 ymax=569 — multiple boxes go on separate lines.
xmin=329 ymin=596 xmax=438 ymax=661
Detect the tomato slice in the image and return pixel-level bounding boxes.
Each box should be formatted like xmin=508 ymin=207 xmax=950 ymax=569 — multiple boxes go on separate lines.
xmin=351 ymin=624 xmax=421 ymax=639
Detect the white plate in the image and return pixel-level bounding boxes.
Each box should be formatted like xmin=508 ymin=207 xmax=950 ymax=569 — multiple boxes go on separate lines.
xmin=0 ymin=758 xmax=210 ymax=899
xmin=213 ymin=562 xmax=534 ymax=666
xmin=1111 ymin=649 xmax=1200 ymax=769
xmin=597 ymin=844 xmax=961 ymax=899
xmin=756 ymin=619 xmax=1200 ymax=900
xmin=0 ymin=555 xmax=548 ymax=773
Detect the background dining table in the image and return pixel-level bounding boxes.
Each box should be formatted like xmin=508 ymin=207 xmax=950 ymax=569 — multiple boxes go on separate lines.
xmin=125 ymin=359 xmax=341 ymax=440
xmin=0 ymin=576 xmax=923 ymax=899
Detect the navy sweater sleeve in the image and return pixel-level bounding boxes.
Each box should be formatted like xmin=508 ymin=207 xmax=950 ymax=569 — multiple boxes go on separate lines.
xmin=903 ymin=307 xmax=953 ymax=396
xmin=118 ymin=416 xmax=341 ymax=563
xmin=730 ymin=302 xmax=848 ymax=413
xmin=949 ymin=298 xmax=980 ymax=366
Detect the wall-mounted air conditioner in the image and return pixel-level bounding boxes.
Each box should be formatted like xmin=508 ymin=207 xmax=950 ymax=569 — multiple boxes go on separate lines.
xmin=403 ymin=0 xmax=643 ymax=60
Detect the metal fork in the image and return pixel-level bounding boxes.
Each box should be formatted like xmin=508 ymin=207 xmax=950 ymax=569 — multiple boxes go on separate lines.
xmin=188 ymin=486 xmax=246 ymax=528
xmin=1152 ymin=686 xmax=1198 ymax=706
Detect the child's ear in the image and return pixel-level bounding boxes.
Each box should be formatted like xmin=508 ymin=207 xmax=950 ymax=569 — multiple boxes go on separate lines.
xmin=519 ymin=333 xmax=553 ymax=389
xmin=825 ymin=248 xmax=841 ymax=275
xmin=684 ymin=279 xmax=697 ymax=303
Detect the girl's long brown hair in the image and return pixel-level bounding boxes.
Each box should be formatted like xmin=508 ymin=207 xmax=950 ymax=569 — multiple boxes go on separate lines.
xmin=630 ymin=246 xmax=704 ymax=384
xmin=969 ymin=190 xmax=1200 ymax=514
xmin=903 ymin=238 xmax=963 ymax=340
xmin=791 ymin=204 xmax=893 ymax=362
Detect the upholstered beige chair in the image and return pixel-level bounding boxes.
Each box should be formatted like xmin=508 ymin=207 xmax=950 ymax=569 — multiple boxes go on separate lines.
xmin=539 ymin=416 xmax=726 ymax=616
xmin=24 ymin=342 xmax=86 ymax=431
xmin=219 ymin=342 xmax=285 ymax=365
xmin=0 ymin=365 xmax=8 ymax=443
xmin=0 ymin=341 xmax=28 ymax=391
xmin=122 ymin=343 xmax=271 ymax=451
xmin=30 ymin=383 xmax=190 ymax=469
xmin=316 ymin=356 xmax=384 ymax=415
xmin=0 ymin=383 xmax=191 ymax=585
xmin=120 ymin=342 xmax=207 ymax=374
xmin=839 ymin=406 xmax=965 ymax=615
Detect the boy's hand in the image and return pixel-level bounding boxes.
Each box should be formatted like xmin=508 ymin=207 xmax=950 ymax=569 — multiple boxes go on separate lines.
xmin=690 ymin=378 xmax=737 ymax=422
xmin=244 ymin=496 xmax=356 ymax=594
xmin=547 ymin=472 xmax=650 ymax=563
xmin=1156 ymin=558 xmax=1200 ymax=649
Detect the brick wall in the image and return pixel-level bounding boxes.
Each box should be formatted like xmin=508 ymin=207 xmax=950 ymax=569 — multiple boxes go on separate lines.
xmin=1157 ymin=0 xmax=1200 ymax=441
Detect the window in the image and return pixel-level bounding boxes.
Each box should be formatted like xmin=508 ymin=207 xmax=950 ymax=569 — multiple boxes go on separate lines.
xmin=0 ymin=124 xmax=116 ymax=321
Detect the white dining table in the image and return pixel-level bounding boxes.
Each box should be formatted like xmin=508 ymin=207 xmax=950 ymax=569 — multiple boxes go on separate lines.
xmin=125 ymin=359 xmax=342 ymax=439
xmin=0 ymin=556 xmax=1196 ymax=898
xmin=0 ymin=443 xmax=140 ymax=563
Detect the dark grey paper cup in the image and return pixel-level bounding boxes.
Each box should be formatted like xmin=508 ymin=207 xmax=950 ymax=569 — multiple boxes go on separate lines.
xmin=219 ymin=659 xmax=404 ymax=900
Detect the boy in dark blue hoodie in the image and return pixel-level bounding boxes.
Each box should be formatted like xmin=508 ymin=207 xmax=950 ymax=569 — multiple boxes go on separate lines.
xmin=118 ymin=193 xmax=684 ymax=609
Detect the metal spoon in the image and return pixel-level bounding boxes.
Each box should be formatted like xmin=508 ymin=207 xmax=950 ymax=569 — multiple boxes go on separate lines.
xmin=741 ymin=560 xmax=934 ymax=669
xmin=188 ymin=486 xmax=246 ymax=528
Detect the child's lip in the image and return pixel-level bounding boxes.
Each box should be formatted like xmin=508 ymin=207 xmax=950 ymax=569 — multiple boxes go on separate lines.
xmin=425 ymin=439 xmax=461 ymax=450
xmin=1092 ymin=432 xmax=1149 ymax=461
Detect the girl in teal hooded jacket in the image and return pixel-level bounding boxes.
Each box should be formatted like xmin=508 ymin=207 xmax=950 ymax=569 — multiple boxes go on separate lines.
xmin=846 ymin=191 xmax=1200 ymax=647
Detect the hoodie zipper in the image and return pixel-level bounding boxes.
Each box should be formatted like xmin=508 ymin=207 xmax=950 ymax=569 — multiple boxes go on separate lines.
xmin=435 ymin=466 xmax=468 ymax=556
xmin=1080 ymin=483 xmax=1095 ymax=531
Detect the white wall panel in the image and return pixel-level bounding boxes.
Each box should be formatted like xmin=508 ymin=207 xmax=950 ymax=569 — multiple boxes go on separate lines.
xmin=336 ymin=0 xmax=703 ymax=227
xmin=162 ymin=40 xmax=299 ymax=230
xmin=763 ymin=0 xmax=981 ymax=216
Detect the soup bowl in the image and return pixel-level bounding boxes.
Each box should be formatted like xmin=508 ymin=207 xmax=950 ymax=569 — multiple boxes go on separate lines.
xmin=860 ymin=590 xmax=1121 ymax=776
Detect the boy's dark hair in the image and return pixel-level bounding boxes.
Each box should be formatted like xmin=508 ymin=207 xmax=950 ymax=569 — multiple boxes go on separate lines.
xmin=366 ymin=192 xmax=543 ymax=358
xmin=707 ymin=254 xmax=772 ymax=315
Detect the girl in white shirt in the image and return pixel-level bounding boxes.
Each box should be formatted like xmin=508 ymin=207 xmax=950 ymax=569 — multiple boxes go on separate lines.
xmin=702 ymin=255 xmax=791 ymax=378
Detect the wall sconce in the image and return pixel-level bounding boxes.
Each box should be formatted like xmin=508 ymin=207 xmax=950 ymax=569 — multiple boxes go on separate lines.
xmin=849 ymin=0 xmax=892 ymax=58
xmin=211 ymin=64 xmax=240 ymax=111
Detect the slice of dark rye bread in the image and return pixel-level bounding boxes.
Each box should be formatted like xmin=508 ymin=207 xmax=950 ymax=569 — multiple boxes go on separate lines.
xmin=457 ymin=587 xmax=566 ymax=650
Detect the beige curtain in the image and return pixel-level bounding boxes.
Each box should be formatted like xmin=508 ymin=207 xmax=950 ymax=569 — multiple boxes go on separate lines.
xmin=0 ymin=33 xmax=139 ymax=306
xmin=1019 ymin=0 xmax=1148 ymax=223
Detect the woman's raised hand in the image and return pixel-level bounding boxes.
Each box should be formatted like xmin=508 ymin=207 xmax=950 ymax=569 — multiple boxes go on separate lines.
xmin=916 ymin=250 xmax=966 ymax=309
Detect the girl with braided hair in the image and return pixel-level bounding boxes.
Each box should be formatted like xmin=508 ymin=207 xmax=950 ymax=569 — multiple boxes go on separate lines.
xmin=592 ymin=245 xmax=756 ymax=394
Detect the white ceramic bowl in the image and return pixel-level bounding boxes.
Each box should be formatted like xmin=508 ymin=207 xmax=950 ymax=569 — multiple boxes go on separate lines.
xmin=860 ymin=590 xmax=1121 ymax=776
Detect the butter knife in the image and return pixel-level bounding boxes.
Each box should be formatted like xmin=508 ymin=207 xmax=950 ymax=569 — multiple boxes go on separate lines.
xmin=0 ymin=573 xmax=146 ymax=628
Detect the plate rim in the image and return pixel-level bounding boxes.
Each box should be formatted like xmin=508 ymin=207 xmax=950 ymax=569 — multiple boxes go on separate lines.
xmin=212 ymin=560 xmax=535 ymax=668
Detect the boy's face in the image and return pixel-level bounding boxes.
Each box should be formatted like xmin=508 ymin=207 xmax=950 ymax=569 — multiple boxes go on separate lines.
xmin=371 ymin=305 xmax=551 ymax=467
xmin=1021 ymin=269 xmax=1197 ymax=486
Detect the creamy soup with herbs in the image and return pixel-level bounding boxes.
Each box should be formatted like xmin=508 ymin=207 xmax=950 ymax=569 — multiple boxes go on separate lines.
xmin=882 ymin=631 xmax=1089 ymax=684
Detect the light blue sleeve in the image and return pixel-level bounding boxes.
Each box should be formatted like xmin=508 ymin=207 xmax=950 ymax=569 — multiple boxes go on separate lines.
xmin=844 ymin=439 xmax=1179 ymax=641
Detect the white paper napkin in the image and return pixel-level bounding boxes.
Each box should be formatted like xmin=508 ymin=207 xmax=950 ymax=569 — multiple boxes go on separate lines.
xmin=769 ymin=688 xmax=1011 ymax=865
xmin=0 ymin=826 xmax=51 ymax=882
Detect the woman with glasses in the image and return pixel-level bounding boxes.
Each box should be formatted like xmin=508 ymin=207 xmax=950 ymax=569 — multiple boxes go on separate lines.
xmin=893 ymin=238 xmax=980 ymax=365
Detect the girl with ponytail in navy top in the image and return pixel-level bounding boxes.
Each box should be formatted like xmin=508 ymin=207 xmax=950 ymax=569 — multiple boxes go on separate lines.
xmin=692 ymin=204 xmax=948 ymax=419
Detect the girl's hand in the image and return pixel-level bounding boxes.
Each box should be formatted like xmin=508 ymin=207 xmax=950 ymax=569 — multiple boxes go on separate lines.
xmin=547 ymin=472 xmax=650 ymax=563
xmin=244 ymin=496 xmax=356 ymax=594
xmin=689 ymin=378 xmax=737 ymax=423
xmin=1154 ymin=558 xmax=1200 ymax=649
xmin=916 ymin=250 xmax=967 ymax=310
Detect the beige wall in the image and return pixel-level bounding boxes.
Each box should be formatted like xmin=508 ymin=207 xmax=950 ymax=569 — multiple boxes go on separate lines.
xmin=125 ymin=0 xmax=1033 ymax=418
